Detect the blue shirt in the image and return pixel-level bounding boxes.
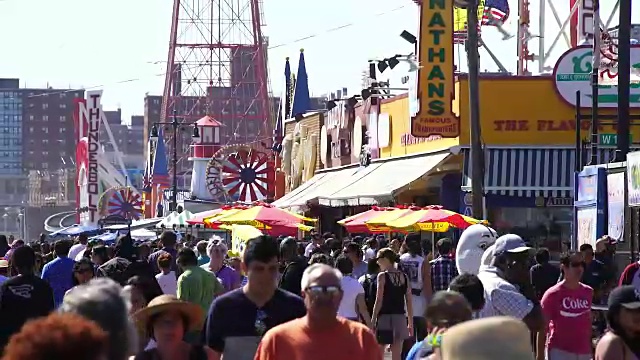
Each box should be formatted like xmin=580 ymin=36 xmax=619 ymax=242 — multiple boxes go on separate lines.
xmin=198 ymin=255 xmax=210 ymax=266
xmin=41 ymin=256 xmax=75 ymax=307
xmin=406 ymin=340 xmax=433 ymax=360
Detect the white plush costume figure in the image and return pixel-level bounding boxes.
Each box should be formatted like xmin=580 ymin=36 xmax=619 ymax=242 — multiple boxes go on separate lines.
xmin=456 ymin=224 xmax=498 ymax=275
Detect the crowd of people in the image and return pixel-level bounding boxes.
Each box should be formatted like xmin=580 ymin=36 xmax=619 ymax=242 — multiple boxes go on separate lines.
xmin=0 ymin=229 xmax=637 ymax=360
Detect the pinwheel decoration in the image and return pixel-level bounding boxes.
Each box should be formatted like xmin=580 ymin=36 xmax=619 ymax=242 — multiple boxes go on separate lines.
xmin=99 ymin=186 xmax=143 ymax=220
xmin=205 ymin=145 xmax=274 ymax=203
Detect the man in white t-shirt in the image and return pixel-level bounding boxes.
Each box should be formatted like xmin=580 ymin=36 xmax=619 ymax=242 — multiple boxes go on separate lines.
xmin=362 ymin=238 xmax=379 ymax=261
xmin=68 ymin=234 xmax=89 ymax=261
xmin=477 ymin=234 xmax=544 ymax=334
xmin=154 ymin=252 xmax=177 ymax=295
xmin=335 ymin=255 xmax=371 ymax=327
xmin=304 ymin=231 xmax=324 ymax=258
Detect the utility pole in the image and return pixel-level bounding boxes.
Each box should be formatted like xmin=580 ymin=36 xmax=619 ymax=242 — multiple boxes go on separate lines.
xmin=590 ymin=0 xmax=600 ymax=165
xmin=467 ymin=0 xmax=484 ymax=219
xmin=615 ymin=0 xmax=632 ymax=162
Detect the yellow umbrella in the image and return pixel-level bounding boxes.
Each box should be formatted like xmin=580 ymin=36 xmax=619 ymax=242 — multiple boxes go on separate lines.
xmin=203 ymin=208 xmax=246 ymax=228
xmin=365 ymin=208 xmax=414 ymax=232
xmin=218 ymin=204 xmax=313 ymax=228
xmin=385 ymin=205 xmax=486 ymax=232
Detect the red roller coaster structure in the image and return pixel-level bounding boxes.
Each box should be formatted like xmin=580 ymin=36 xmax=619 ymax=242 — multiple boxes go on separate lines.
xmin=160 ymin=0 xmax=273 ymax=184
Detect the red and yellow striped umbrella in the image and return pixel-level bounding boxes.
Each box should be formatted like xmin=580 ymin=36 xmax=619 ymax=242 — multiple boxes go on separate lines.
xmin=338 ymin=206 xmax=398 ymax=233
xmin=202 ymin=205 xmax=251 ymax=229
xmin=386 ymin=205 xmax=486 ymax=232
xmin=365 ymin=206 xmax=422 ymax=232
xmin=216 ymin=202 xmax=316 ymax=230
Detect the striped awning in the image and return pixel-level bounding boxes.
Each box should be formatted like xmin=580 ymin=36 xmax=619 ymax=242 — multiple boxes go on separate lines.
xmin=462 ymin=147 xmax=627 ymax=198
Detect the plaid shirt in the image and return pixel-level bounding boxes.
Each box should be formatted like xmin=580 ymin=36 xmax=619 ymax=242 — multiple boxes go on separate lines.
xmin=430 ymin=254 xmax=458 ymax=292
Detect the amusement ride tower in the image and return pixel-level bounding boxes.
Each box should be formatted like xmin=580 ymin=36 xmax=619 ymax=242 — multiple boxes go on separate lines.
xmin=160 ymin=0 xmax=274 ymax=202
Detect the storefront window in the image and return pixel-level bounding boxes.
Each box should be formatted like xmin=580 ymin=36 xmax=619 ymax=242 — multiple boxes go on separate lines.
xmin=489 ymin=207 xmax=572 ymax=258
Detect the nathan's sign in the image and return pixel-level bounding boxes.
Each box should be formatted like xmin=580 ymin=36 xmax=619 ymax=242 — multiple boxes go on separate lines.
xmin=78 ymin=91 xmax=103 ymax=225
xmin=411 ymin=0 xmax=459 ymax=138
xmin=553 ymin=45 xmax=640 ymax=108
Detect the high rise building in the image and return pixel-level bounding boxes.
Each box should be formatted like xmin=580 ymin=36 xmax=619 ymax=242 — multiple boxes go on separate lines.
xmin=22 ymin=87 xmax=84 ymax=208
xmin=0 ymin=79 xmax=24 ymax=198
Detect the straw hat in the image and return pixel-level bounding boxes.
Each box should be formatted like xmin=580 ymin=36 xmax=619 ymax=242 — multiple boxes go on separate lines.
xmin=440 ymin=317 xmax=534 ymax=360
xmin=133 ymin=295 xmax=204 ymax=332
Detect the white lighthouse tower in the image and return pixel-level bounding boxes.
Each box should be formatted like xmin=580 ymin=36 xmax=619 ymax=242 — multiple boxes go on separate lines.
xmin=190 ymin=115 xmax=221 ymax=200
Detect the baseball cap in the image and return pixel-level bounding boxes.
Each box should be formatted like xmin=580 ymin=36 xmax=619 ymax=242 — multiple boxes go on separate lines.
xmin=608 ymin=285 xmax=640 ymax=310
xmin=493 ymin=234 xmax=532 ymax=256
xmin=0 ymin=259 xmax=8 ymax=268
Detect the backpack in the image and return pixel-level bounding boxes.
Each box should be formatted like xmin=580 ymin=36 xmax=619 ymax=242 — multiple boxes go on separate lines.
xmin=97 ymin=257 xmax=136 ymax=286
xmin=361 ymin=274 xmax=377 ymax=315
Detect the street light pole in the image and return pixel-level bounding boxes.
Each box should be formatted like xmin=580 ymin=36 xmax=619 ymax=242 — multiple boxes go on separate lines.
xmin=171 ymin=111 xmax=179 ymax=212
xmin=615 ymin=0 xmax=632 ymax=162
xmin=17 ymin=213 xmax=23 ymax=240
xmin=151 ymin=110 xmax=200 ymax=213
xmin=467 ymin=0 xmax=484 ymax=219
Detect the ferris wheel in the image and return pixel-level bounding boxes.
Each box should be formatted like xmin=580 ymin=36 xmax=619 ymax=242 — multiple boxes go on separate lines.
xmin=205 ymin=145 xmax=273 ymax=203
xmin=98 ymin=186 xmax=143 ymax=220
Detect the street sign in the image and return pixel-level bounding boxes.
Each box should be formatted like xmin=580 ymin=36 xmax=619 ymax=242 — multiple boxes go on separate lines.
xmin=599 ymin=133 xmax=633 ymax=146
xmin=553 ymin=45 xmax=640 ymax=108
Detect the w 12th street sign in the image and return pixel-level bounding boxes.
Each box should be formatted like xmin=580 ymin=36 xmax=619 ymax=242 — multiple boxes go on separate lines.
xmin=553 ymin=45 xmax=640 ymax=108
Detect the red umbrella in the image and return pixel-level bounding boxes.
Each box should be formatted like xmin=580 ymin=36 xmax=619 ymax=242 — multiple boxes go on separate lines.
xmin=338 ymin=206 xmax=399 ymax=233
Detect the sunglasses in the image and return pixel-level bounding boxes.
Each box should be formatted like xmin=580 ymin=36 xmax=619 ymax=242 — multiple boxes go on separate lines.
xmin=305 ymin=285 xmax=341 ymax=296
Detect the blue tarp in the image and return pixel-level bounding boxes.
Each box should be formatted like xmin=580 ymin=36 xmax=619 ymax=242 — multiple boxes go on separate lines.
xmin=90 ymin=232 xmax=118 ymax=245
xmin=49 ymin=224 xmax=100 ymax=238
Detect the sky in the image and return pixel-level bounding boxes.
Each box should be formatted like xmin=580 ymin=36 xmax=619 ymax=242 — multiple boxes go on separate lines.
xmin=0 ymin=0 xmax=636 ymax=123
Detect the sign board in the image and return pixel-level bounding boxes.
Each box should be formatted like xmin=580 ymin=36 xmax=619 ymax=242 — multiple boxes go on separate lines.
xmin=599 ymin=133 xmax=632 ymax=146
xmin=627 ymin=151 xmax=640 ymax=206
xmin=77 ymin=91 xmax=103 ymax=226
xmin=576 ymin=0 xmax=594 ymax=45
xmin=377 ymin=113 xmax=390 ymax=148
xmin=577 ymin=173 xmax=598 ymax=202
xmin=576 ymin=206 xmax=597 ymax=247
xmin=98 ymin=214 xmax=132 ymax=227
xmin=411 ymin=0 xmax=459 ymax=138
xmin=553 ymin=45 xmax=640 ymax=108
xmin=607 ymin=172 xmax=624 ymax=241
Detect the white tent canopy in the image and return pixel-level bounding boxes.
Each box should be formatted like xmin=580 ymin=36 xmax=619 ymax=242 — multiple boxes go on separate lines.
xmin=156 ymin=210 xmax=195 ymax=229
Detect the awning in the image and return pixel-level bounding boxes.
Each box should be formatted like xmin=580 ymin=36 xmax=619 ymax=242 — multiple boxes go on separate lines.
xmin=318 ymin=151 xmax=452 ymax=207
xmin=462 ymin=147 xmax=632 ymax=197
xmin=462 ymin=148 xmax=574 ymax=197
xmin=271 ymin=173 xmax=328 ymax=208
xmin=273 ymin=165 xmax=384 ymax=208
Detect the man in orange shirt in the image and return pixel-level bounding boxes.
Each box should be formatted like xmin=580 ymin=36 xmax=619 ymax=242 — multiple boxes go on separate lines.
xmin=254 ymin=263 xmax=382 ymax=360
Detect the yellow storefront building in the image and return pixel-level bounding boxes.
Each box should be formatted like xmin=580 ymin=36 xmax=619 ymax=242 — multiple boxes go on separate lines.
xmin=273 ymin=102 xmax=463 ymax=225
xmin=455 ymin=74 xmax=640 ymax=244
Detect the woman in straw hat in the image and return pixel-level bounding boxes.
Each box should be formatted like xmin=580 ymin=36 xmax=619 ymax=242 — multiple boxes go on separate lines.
xmin=131 ymin=295 xmax=216 ymax=360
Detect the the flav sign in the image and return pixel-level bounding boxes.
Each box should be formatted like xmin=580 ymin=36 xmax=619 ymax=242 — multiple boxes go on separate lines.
xmin=493 ymin=119 xmax=624 ymax=132
xmin=553 ymin=45 xmax=640 ymax=108
xmin=411 ymin=0 xmax=459 ymax=138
